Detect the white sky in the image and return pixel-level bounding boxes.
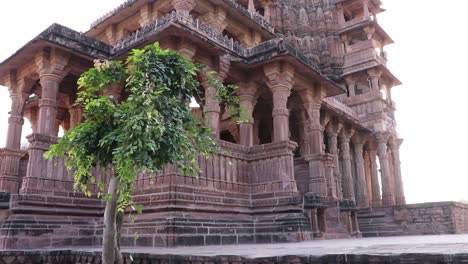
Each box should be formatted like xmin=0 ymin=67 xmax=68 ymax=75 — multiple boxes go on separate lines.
xmin=0 ymin=0 xmax=467 ymax=203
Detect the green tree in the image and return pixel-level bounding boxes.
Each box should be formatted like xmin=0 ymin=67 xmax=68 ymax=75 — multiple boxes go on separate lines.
xmin=45 ymin=43 xmax=238 ymax=264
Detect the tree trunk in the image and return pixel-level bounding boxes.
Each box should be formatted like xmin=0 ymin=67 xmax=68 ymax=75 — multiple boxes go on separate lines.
xmin=102 ymin=176 xmax=123 ymax=264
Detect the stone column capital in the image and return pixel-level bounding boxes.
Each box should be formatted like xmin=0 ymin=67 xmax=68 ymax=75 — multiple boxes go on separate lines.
xmin=375 ymin=132 xmax=390 ymax=145
xmin=35 ymin=48 xmax=71 ymax=79
xmin=352 ymin=132 xmax=370 ymax=145
xmin=236 ymin=82 xmax=258 ymax=98
xmin=264 ymin=63 xmax=295 ymax=91
xmin=339 ymin=127 xmax=355 ymax=142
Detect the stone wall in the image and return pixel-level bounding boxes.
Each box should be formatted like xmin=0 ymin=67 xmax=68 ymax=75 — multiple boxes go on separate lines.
xmin=393 ymin=202 xmax=468 ymax=235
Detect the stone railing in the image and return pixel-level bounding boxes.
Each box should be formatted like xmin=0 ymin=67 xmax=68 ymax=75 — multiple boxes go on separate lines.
xmin=113 ymin=12 xmax=323 ymax=76
xmin=249 ymin=141 xmax=297 ymax=185
xmin=344 ymin=40 xmax=387 ymax=71
xmin=91 ymin=0 xmax=274 ymax=33
xmin=113 ymin=12 xmax=245 ymax=55
xmin=340 ymin=16 xmax=373 ymax=32
xmin=134 ymin=140 xmax=298 ymax=194
xmin=19 ymin=155 xmax=110 ymax=196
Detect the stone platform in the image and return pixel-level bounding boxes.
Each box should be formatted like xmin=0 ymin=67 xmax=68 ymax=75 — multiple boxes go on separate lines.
xmin=2 ymin=234 xmax=468 ymax=263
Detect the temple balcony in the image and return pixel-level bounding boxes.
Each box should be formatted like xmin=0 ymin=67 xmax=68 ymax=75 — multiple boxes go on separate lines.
xmin=342 ymin=39 xmax=387 ymax=76
xmin=336 ymin=90 xmax=396 ymax=130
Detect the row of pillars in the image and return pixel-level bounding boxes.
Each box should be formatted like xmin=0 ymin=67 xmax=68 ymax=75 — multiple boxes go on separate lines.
xmin=325 ymin=127 xmax=405 ymax=207
xmin=0 ymin=49 xmax=71 ymax=193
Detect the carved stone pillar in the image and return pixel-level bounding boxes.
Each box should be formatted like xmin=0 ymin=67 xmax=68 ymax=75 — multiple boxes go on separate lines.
xmin=368 ymin=147 xmax=382 ymax=207
xmin=326 ymin=130 xmax=339 ymax=196
xmin=1 ymin=76 xmax=32 ymax=193
xmin=69 ymin=106 xmax=83 ymax=129
xmin=201 ymin=80 xmax=221 ymax=139
xmin=22 ymin=49 xmax=70 ymax=193
xmin=390 ymin=138 xmax=406 ymax=205
xmin=53 ymin=107 xmax=68 ymax=136
xmin=237 ymin=82 xmax=257 ymax=147
xmin=367 ymin=69 xmax=382 ymax=92
xmin=376 ymin=133 xmax=395 ymax=206
xmin=363 ymin=0 xmax=370 ymax=19
xmin=339 ymin=128 xmax=355 ymax=201
xmin=326 ymin=121 xmax=343 ymax=199
xmin=309 ymin=208 xmax=319 ymax=235
xmin=264 ymin=63 xmax=294 ymax=142
xmin=353 ymin=136 xmax=369 ymax=207
xmin=300 ymin=88 xmax=325 ymax=155
xmin=6 ymin=93 xmax=28 ymax=149
xmin=24 ymin=107 xmax=39 ymax=133
xmin=345 ymin=77 xmax=356 ymax=97
xmin=38 ymin=74 xmax=62 ymax=136
xmin=171 ymin=0 xmax=195 ymax=16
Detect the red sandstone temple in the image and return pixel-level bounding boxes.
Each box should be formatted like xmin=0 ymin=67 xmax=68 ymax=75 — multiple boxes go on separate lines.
xmin=0 ymin=0 xmax=409 ymax=248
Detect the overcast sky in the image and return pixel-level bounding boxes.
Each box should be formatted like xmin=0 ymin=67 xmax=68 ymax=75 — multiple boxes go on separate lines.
xmin=0 ymin=0 xmax=467 ymax=203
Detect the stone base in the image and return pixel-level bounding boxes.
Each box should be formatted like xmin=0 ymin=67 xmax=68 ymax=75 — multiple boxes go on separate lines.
xmin=0 ymin=193 xmax=357 ymax=249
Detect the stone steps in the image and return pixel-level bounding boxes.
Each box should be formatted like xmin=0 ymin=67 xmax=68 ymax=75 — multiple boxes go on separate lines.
xmin=357 ymin=207 xmax=405 ymax=238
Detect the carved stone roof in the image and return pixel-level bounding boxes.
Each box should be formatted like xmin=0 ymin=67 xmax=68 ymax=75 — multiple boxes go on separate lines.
xmin=0 ymin=23 xmax=112 ymax=78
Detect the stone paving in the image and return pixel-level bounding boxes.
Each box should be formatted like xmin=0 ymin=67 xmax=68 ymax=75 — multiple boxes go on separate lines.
xmin=113 ymin=234 xmax=468 ymax=257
